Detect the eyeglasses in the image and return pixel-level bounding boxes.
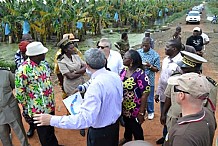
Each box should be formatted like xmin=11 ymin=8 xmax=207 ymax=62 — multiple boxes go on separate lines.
xmin=98 ymin=46 xmax=109 ymax=49
xmin=174 ymin=85 xmax=189 ymax=94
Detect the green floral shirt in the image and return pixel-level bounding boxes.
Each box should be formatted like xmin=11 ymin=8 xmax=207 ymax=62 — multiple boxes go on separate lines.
xmin=15 ymin=58 xmax=55 ymax=117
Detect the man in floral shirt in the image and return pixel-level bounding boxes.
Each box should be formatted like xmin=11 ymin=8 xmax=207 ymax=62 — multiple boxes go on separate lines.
xmin=15 ymin=42 xmax=60 ymax=146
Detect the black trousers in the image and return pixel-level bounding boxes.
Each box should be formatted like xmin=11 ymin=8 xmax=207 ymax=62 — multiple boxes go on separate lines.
xmin=87 ymin=120 xmax=119 ymax=146
xmin=36 ymin=112 xmax=59 ymax=146
xmin=123 ymin=116 xmax=144 ymax=141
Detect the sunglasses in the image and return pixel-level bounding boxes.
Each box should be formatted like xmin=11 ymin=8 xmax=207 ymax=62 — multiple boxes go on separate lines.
xmin=174 ymin=85 xmax=189 ymax=94
xmin=98 ymin=46 xmax=109 ymax=49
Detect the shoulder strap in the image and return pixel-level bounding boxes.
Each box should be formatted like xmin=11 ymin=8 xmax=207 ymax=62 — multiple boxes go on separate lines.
xmin=206 ymin=76 xmax=218 ymax=87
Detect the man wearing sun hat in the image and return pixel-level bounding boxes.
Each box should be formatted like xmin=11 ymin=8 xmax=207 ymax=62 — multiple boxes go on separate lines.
xmin=186 ymin=27 xmax=204 ymax=56
xmin=160 ymin=51 xmax=217 ymax=134
xmin=164 ymin=73 xmax=216 ymax=146
xmin=15 ymin=42 xmax=60 ymax=146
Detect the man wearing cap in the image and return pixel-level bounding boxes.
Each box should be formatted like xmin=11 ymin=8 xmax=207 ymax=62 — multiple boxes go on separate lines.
xmin=155 ymin=39 xmax=182 ymax=144
xmin=15 ymin=42 xmax=60 ymax=146
xmin=164 ymin=73 xmax=216 ymax=146
xmin=186 ymin=27 xmax=204 ymax=56
xmin=137 ymin=37 xmax=160 ymax=120
xmin=160 ymin=51 xmax=217 ymax=134
xmin=33 ymin=48 xmax=123 ymax=146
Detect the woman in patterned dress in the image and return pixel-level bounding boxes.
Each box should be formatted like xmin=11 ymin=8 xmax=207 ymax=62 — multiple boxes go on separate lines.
xmin=119 ymin=50 xmax=150 ymax=145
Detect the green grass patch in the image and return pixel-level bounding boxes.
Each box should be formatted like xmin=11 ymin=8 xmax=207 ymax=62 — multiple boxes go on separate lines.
xmin=0 ymin=32 xmax=144 ymax=73
xmin=165 ymin=10 xmax=187 ymax=24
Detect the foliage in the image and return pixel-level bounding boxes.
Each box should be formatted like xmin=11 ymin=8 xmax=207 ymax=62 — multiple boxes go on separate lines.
xmin=165 ymin=10 xmax=187 ymax=24
xmin=207 ymin=2 xmax=218 ymax=15
xmin=0 ymin=0 xmax=200 ymax=43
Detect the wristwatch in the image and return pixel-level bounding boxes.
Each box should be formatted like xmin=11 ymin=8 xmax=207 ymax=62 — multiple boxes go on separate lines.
xmin=138 ymin=112 xmax=144 ymax=116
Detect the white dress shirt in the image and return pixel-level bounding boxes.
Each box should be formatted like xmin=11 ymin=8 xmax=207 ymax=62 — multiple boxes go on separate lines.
xmin=107 ymin=50 xmax=123 ymax=74
xmin=201 ymin=32 xmax=209 ymax=50
xmin=156 ymin=53 xmax=182 ymax=102
xmin=50 ymin=68 xmax=123 ymax=129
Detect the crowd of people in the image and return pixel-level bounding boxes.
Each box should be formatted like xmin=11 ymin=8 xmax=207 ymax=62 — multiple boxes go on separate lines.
xmin=0 ymin=25 xmax=217 ymax=146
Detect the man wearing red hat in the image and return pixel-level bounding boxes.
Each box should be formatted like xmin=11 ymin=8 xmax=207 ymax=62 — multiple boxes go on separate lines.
xmin=15 ymin=41 xmax=29 ymax=69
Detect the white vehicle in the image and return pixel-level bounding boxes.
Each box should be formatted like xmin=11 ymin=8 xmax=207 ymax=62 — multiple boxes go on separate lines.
xmin=192 ymin=6 xmax=203 ymax=14
xmin=186 ymin=11 xmax=201 ymax=24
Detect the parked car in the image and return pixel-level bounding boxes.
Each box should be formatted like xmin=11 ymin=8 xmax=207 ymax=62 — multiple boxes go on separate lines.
xmin=186 ymin=11 xmax=201 ymax=24
xmin=192 ymin=6 xmax=203 ymax=14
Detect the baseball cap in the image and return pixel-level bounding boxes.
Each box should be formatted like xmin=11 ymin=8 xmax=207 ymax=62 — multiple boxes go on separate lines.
xmin=168 ymin=73 xmax=209 ymax=98
xmin=26 ymin=42 xmax=48 ymax=56
xmin=177 ymin=51 xmax=207 ymax=68
xmin=168 ymin=73 xmax=216 ymax=111
xmin=193 ymin=27 xmax=201 ymax=32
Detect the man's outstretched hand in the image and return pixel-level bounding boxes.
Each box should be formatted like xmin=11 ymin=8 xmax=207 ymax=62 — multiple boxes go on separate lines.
xmin=33 ymin=114 xmax=52 ymax=126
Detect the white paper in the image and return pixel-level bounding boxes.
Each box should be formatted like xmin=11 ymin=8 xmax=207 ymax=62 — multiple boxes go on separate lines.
xmin=62 ymin=92 xmax=83 ymax=115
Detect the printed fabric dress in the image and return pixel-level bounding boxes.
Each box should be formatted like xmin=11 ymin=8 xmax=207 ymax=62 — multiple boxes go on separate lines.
xmin=120 ymin=67 xmax=150 ymax=118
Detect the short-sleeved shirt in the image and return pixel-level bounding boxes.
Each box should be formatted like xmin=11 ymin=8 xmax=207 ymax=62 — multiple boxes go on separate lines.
xmin=201 ymin=32 xmax=209 ymax=50
xmin=156 ymin=53 xmax=182 ymax=102
xmin=120 ymin=67 xmax=150 ymax=118
xmin=165 ymin=74 xmax=182 ymax=119
xmin=107 ymin=50 xmax=124 ymax=74
xmin=15 ymin=58 xmax=55 ymax=117
xmin=186 ymin=35 xmax=204 ymax=52
xmin=54 ymin=48 xmax=83 ymax=74
xmin=165 ymin=108 xmax=216 ymax=146
xmin=165 ymin=73 xmax=217 ymax=130
xmin=58 ymin=54 xmax=85 ymax=95
xmin=137 ymin=48 xmax=160 ymax=86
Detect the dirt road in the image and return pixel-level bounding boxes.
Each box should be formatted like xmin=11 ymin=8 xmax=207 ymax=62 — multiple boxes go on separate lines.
xmin=5 ymin=8 xmax=218 ymax=146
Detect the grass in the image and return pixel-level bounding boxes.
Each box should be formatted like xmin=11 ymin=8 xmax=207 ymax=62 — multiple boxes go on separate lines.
xmin=0 ymin=32 xmax=144 ymax=73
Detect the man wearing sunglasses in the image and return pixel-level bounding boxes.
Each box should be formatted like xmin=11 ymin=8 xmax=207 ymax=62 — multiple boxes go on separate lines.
xmin=164 ymin=73 xmax=216 ymax=146
xmin=98 ymin=38 xmax=123 ymax=74
xmin=160 ymin=51 xmax=217 ymax=142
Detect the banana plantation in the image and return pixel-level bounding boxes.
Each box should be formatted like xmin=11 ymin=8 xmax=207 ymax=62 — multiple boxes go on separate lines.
xmin=0 ymin=0 xmax=201 ymax=44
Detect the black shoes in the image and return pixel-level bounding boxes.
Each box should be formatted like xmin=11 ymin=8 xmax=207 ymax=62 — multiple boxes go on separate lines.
xmin=27 ymin=127 xmax=35 ymax=137
xmin=156 ymin=137 xmax=165 ymax=145
xmin=80 ymin=129 xmax=86 ymax=137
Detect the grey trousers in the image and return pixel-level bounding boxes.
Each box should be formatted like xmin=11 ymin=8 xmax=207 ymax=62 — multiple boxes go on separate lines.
xmin=0 ymin=118 xmax=29 ymax=146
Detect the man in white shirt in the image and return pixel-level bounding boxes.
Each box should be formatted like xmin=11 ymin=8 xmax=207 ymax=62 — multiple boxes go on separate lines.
xmin=33 ymin=48 xmax=123 ymax=146
xmin=98 ymin=38 xmax=124 ymax=74
xmin=199 ymin=28 xmax=209 ymax=51
xmin=155 ymin=39 xmax=182 ymax=144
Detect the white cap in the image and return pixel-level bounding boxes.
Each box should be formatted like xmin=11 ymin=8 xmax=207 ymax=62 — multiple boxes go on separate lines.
xmin=193 ymin=27 xmax=201 ymax=31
